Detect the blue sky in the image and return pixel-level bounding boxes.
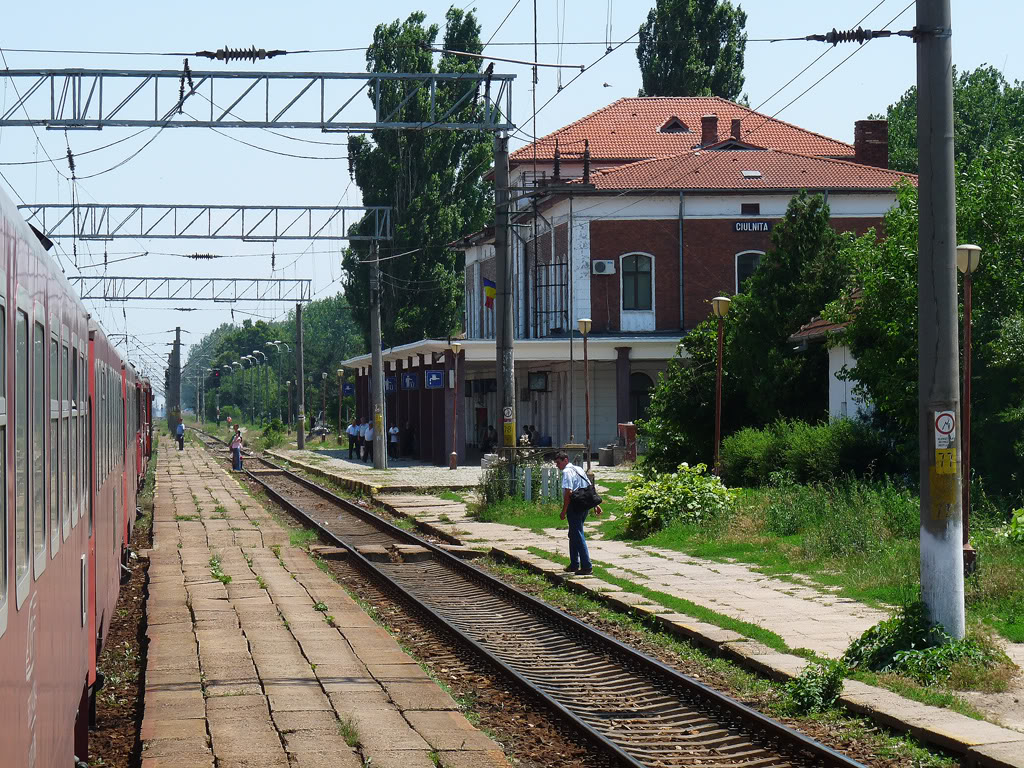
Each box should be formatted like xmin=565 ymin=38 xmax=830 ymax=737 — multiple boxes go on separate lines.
xmin=1 ymin=0 xmax=1021 ymax=393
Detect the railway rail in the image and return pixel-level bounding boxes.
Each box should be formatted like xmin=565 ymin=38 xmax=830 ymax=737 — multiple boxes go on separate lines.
xmin=197 ymin=430 xmax=865 ymax=768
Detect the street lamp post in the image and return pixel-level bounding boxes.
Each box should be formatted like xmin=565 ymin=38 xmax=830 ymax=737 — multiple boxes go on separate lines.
xmin=243 ymin=356 xmax=256 ymax=423
xmin=449 ymin=341 xmax=461 ymax=470
xmin=321 ymin=372 xmax=328 ymax=442
xmin=711 ymin=297 xmax=731 ymax=475
xmin=286 ymin=381 xmax=292 ymax=428
xmin=957 ymin=244 xmax=982 ymax=575
xmin=577 ymin=319 xmax=593 ymax=477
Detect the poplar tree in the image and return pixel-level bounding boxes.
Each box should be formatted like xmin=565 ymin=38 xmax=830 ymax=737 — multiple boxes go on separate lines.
xmin=636 ymin=0 xmax=747 ymax=100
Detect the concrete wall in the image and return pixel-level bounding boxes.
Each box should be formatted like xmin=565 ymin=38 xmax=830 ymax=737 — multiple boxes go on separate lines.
xmin=828 ymin=345 xmax=871 ymax=420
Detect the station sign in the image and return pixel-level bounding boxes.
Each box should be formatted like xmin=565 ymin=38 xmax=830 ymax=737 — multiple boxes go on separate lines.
xmin=401 ymin=372 xmax=419 ymax=390
xmin=342 ymin=382 xmax=355 ymax=396
xmin=384 ymin=376 xmax=397 ymax=393
xmin=425 ymin=370 xmax=444 ymax=390
xmin=733 ymin=221 xmax=772 ymax=233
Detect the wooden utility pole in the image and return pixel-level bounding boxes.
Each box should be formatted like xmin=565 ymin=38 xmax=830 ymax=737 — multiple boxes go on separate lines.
xmin=916 ymin=0 xmax=965 ymax=638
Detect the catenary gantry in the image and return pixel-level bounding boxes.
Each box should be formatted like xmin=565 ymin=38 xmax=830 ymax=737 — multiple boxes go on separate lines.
xmin=0 ymin=69 xmax=514 ymax=131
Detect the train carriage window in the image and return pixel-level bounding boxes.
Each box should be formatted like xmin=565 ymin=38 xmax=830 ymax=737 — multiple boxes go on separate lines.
xmin=81 ymin=351 xmax=88 ymax=534
xmin=49 ymin=336 xmax=59 ymax=557
xmin=15 ymin=310 xmax=29 ymax=605
xmin=71 ymin=347 xmax=78 ymax=527
xmin=33 ymin=320 xmax=46 ymax=576
xmin=62 ymin=343 xmax=70 ymax=539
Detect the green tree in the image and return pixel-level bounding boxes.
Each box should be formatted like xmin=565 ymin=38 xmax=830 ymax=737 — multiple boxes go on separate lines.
xmin=636 ymin=0 xmax=747 ymax=100
xmin=641 ymin=192 xmax=852 ymax=469
xmin=884 ymin=65 xmax=1024 ymax=174
xmin=832 ymin=141 xmax=1024 ymax=498
xmin=342 ymin=7 xmax=494 ymax=348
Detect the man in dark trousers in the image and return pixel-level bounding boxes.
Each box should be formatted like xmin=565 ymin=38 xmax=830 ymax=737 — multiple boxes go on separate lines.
xmin=554 ymin=451 xmax=602 ymax=575
xmin=346 ymin=419 xmax=358 ymax=460
xmin=176 ymin=417 xmax=185 ymax=451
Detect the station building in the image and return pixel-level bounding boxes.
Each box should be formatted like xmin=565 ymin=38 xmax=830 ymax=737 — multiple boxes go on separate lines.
xmin=342 ymin=97 xmax=916 ymax=465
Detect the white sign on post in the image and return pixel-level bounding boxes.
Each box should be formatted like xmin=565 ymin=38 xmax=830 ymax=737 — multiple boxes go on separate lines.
xmin=934 ymin=410 xmax=956 ymax=449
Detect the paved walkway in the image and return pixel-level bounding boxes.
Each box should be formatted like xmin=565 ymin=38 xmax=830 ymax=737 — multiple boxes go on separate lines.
xmin=142 ymin=439 xmax=508 ymax=768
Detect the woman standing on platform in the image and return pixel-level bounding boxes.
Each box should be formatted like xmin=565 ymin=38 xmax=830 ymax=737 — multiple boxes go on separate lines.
xmin=230 ymin=426 xmax=244 ymax=471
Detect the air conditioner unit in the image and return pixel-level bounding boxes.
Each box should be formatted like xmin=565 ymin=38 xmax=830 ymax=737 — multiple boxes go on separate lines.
xmin=592 ymin=259 xmax=616 ymax=275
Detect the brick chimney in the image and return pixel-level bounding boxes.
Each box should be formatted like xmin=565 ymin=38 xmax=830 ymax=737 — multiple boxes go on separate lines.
xmin=854 ymin=119 xmax=888 ymax=168
xmin=701 ymin=114 xmax=719 ymax=145
xmin=730 ymin=118 xmax=742 ymax=141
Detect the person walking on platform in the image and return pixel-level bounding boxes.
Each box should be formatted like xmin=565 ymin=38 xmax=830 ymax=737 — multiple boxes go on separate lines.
xmin=230 ymin=427 xmax=244 ymax=471
xmin=346 ymin=419 xmax=358 ymax=460
xmin=358 ymin=417 xmax=368 ymax=460
xmin=554 ymin=451 xmax=602 ymax=575
xmin=176 ymin=417 xmax=185 ymax=451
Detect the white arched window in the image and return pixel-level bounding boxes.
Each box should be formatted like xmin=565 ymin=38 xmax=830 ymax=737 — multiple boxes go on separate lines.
xmin=621 ymin=253 xmax=653 ymax=310
xmin=735 ymin=250 xmax=764 ymax=293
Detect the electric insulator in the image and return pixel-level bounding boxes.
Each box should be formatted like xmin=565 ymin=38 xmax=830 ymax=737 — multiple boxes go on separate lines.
xmin=196 ymin=46 xmax=287 ymax=64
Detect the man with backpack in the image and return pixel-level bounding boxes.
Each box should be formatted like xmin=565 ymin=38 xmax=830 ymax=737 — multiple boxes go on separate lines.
xmin=554 ymin=451 xmax=602 ymax=575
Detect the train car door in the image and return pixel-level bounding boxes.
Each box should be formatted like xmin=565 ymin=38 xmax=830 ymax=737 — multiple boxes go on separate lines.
xmin=86 ymin=333 xmax=97 ymax=697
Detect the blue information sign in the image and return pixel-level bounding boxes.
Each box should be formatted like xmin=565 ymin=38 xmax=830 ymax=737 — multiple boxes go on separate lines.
xmin=384 ymin=376 xmax=397 ymax=393
xmin=425 ymin=370 xmax=444 ymax=390
xmin=401 ymin=372 xmax=419 ymax=390
xmin=342 ymin=382 xmax=355 ymax=396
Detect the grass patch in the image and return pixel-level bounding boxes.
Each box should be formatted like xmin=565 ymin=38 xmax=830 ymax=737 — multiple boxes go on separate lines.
xmin=437 ymin=490 xmax=466 ymax=503
xmin=601 ymin=475 xmax=1024 ymax=644
xmin=337 ymin=716 xmax=361 ymax=748
xmin=525 ymin=546 xmax=794 ymax=654
xmin=470 ymin=498 xmax=564 ymax=533
xmin=174 ymin=514 xmax=198 ymax=522
xmin=289 ymin=528 xmax=319 ymax=549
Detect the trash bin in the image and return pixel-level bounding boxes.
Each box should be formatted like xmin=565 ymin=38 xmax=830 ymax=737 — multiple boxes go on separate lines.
xmin=598 ymin=446 xmax=615 ymax=466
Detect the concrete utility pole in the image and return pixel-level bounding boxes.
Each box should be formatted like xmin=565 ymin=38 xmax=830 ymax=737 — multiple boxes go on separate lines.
xmin=369 ymin=243 xmax=387 ymax=469
xmin=167 ymin=326 xmax=181 ymax=428
xmin=494 ymin=134 xmax=516 ymax=453
xmin=917 ymin=0 xmax=965 ymax=639
xmin=296 ymin=303 xmax=306 ymax=450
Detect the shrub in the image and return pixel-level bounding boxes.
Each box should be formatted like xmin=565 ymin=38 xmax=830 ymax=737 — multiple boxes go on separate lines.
xmin=220 ymin=405 xmax=243 ymax=423
xmin=784 ymin=659 xmax=847 ymax=714
xmin=843 ymin=601 xmax=1010 ymax=686
xmin=720 ymin=418 xmax=889 ymax=486
xmin=257 ymin=419 xmax=286 ymax=450
xmin=622 ymin=463 xmax=733 ymax=538
xmin=1009 ymin=508 xmax=1024 ymax=543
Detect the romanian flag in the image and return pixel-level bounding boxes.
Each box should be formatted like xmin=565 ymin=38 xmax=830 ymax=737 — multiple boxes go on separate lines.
xmin=483 ymin=277 xmax=496 ymax=309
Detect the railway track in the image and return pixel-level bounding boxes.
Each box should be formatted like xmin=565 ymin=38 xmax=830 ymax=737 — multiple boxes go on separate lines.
xmin=197 ymin=431 xmax=864 ymax=768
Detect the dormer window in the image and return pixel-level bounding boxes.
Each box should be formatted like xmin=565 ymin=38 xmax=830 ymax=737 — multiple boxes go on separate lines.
xmin=659 ymin=116 xmax=690 ymax=134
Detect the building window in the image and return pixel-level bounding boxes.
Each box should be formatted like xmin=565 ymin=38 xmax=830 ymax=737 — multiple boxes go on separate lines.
xmin=736 ymin=251 xmax=763 ymax=293
xmin=741 ymin=203 xmax=760 ymax=215
xmin=629 ymin=372 xmax=654 ymax=422
xmin=622 ymin=253 xmax=653 ymax=311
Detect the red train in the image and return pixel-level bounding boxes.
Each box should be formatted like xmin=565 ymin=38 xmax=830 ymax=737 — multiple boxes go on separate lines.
xmin=0 ymin=186 xmax=154 ymax=766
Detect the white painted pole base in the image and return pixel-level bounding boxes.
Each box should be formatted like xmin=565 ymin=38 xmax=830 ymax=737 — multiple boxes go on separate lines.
xmin=920 ymin=523 xmax=966 ymax=639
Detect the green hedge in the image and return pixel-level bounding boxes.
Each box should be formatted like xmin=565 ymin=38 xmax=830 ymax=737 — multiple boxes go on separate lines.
xmin=720 ymin=418 xmax=889 ymax=486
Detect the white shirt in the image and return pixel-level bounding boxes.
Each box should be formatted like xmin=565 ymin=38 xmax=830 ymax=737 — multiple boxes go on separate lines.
xmin=347 ymin=424 xmax=357 ymax=436
xmin=366 ymin=427 xmax=375 ymax=441
xmin=359 ymin=424 xmax=368 ymax=437
xmin=389 ymin=426 xmax=399 ymax=443
xmin=561 ymin=463 xmax=589 ymax=492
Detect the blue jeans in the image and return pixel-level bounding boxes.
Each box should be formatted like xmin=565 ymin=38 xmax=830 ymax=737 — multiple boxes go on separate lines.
xmin=231 ymin=447 xmax=242 ymax=471
xmin=566 ymin=505 xmax=591 ymax=570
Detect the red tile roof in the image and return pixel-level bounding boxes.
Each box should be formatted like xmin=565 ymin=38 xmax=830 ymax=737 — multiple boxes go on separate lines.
xmin=510 ymin=97 xmax=854 ymax=164
xmin=583 ymin=148 xmax=917 ymax=192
